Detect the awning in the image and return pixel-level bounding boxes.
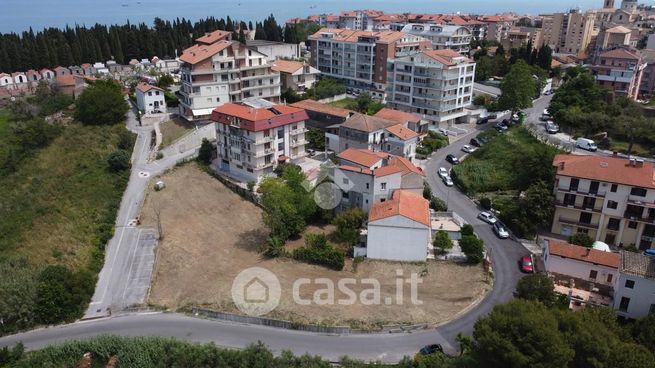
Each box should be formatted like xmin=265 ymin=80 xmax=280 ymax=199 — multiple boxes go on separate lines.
xmin=192 ymin=108 xmax=214 ymax=117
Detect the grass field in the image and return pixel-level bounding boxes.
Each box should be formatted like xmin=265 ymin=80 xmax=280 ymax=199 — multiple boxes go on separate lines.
xmin=160 ymin=117 xmax=195 ymax=148
xmin=0 ymin=114 xmax=130 ymax=270
xmin=328 ymin=98 xmax=357 ymax=110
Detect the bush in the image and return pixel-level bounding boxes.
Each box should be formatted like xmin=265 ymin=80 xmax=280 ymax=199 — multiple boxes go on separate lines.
xmin=247 ymin=181 xmax=256 ymax=192
xmin=473 ymin=95 xmax=488 ymax=106
xmin=433 ymin=230 xmax=453 ymax=254
xmin=332 ymin=208 xmax=366 ymax=246
xmin=197 ymin=138 xmax=214 ymax=165
xmin=461 ymin=224 xmax=475 ymax=237
xmin=430 ymin=197 xmax=447 ymax=211
xmin=460 ymin=235 xmax=484 ymax=264
xmin=568 ymin=232 xmax=594 ymax=248
xmin=34 ymin=265 xmax=94 ymax=324
xmin=106 ymin=149 xmax=130 ymax=172
xmin=75 ymin=80 xmax=128 ymax=125
xmin=117 ymin=129 xmax=135 ymax=150
xmin=514 ymin=273 xmax=557 ymax=307
xmin=479 ymin=196 xmax=492 ymax=210
xmin=262 ymin=236 xmax=286 ymax=258
xmin=292 ymin=242 xmax=345 ymax=271
xmin=423 ymin=182 xmax=433 ymax=199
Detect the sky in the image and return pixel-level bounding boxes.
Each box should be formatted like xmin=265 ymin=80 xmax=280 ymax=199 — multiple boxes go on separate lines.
xmin=0 ymin=0 xmax=611 ymax=33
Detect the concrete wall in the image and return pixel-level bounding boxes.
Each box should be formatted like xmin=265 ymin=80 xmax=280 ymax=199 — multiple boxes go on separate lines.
xmin=544 ymin=249 xmax=618 ymax=287
xmin=613 ymin=273 xmax=655 ymax=319
xmin=367 ymin=216 xmax=430 ymax=262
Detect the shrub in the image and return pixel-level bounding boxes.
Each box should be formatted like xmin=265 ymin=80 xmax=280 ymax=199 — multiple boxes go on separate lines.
xmin=247 ymin=181 xmax=256 ymax=192
xmin=479 ymin=196 xmax=492 ymax=210
xmin=514 ymin=273 xmax=557 ymax=307
xmin=433 ymin=230 xmax=453 ymax=254
xmin=430 ymin=197 xmax=447 ymax=211
xmin=305 ymin=233 xmax=329 ymax=249
xmin=34 ymin=265 xmax=94 ymax=324
xmin=460 ymin=235 xmax=484 ymax=264
xmin=117 ymin=129 xmax=135 ymax=150
xmin=292 ymin=245 xmax=344 ymax=270
xmin=75 ymin=80 xmax=128 ymax=125
xmin=568 ymin=232 xmax=594 ymax=248
xmin=423 ymin=182 xmax=433 ymax=199
xmin=461 ymin=224 xmax=475 ymax=237
xmin=332 ymin=208 xmax=366 ymax=246
xmin=197 ymin=138 xmax=214 ymax=164
xmin=106 ymin=149 xmax=130 ymax=172
xmin=262 ymin=236 xmax=286 ymax=258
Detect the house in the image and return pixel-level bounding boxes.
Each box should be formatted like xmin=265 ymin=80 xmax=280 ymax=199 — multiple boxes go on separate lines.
xmin=25 ymin=69 xmax=42 ymax=82
xmin=366 ymin=190 xmax=431 ymax=262
xmin=332 ymin=148 xmax=424 ymax=212
xmin=69 ymin=65 xmax=84 ymax=75
xmin=589 ymin=47 xmax=645 ymax=100
xmin=246 ymin=40 xmax=300 ymax=62
xmin=93 ymin=62 xmax=109 ymax=74
xmin=40 ymin=68 xmax=55 ymax=80
xmin=543 ymin=239 xmax=620 ymax=287
xmin=613 ymin=250 xmax=655 ymax=319
xmin=0 ymin=73 xmax=13 ymax=87
xmin=271 ymin=59 xmax=320 ymax=93
xmin=55 ymin=75 xmax=88 ymax=98
xmin=211 ymin=99 xmax=308 ymax=182
xmin=12 ymin=72 xmax=27 ymax=85
xmin=135 ymin=83 xmax=167 ymax=114
xmin=289 ymin=99 xmax=354 ymax=129
xmin=54 ymin=66 xmax=71 ymax=76
xmin=374 ymin=108 xmax=427 ymax=134
xmin=550 ymin=154 xmax=655 ymax=250
xmin=338 ymin=113 xmax=417 ymax=160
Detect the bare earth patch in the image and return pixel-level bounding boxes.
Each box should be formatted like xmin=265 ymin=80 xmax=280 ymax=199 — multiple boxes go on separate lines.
xmin=143 ymin=163 xmax=490 ymax=329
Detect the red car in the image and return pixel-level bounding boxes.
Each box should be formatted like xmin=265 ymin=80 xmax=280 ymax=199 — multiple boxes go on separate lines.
xmin=520 ymin=255 xmax=534 ymax=273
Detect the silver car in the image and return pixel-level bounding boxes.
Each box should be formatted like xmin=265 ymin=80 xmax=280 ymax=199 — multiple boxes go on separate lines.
xmin=493 ymin=222 xmax=510 ymax=239
xmin=442 ymin=175 xmax=454 ymax=187
xmin=478 ymin=211 xmax=497 ymax=224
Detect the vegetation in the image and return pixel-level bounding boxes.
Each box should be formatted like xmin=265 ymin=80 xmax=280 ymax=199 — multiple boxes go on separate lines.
xmin=106 ymin=149 xmax=131 ymax=172
xmin=332 ymin=208 xmax=367 ymax=246
xmin=197 ymin=138 xmax=214 ymax=165
xmin=75 ymin=79 xmax=129 ymax=125
xmin=306 ymin=128 xmax=326 ymax=151
xmin=159 ymin=117 xmax=194 ymax=148
xmin=292 ymin=233 xmax=345 ymax=271
xmin=416 ymin=131 xmax=449 ymax=157
xmin=568 ymin=232 xmax=594 ymax=248
xmin=514 ymin=273 xmax=558 ymax=307
xmin=305 ymin=77 xmax=347 ymax=101
xmin=473 ymin=42 xmax=552 ymax=83
xmin=429 ymin=196 xmax=448 ymax=212
xmin=433 ymin=230 xmax=453 ymax=254
xmin=498 ymin=60 xmax=537 ymax=112
xmin=459 ymin=235 xmax=485 ymax=264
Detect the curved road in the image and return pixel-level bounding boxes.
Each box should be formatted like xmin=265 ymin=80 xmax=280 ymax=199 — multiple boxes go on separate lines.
xmin=0 ymin=98 xmax=557 ymax=362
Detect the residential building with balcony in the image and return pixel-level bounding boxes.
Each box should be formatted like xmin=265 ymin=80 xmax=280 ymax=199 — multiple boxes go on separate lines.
xmin=178 ymin=30 xmax=281 ymax=121
xmin=338 ymin=113 xmax=418 ymax=161
xmin=386 ymin=49 xmax=476 ymax=125
xmin=135 ymin=83 xmax=167 ymax=114
xmin=271 ymin=59 xmax=320 ymax=94
xmin=589 ymin=47 xmax=645 ymax=100
xmin=613 ymin=250 xmax=655 ymax=319
xmin=392 ymin=24 xmax=472 ymax=54
xmin=551 ymin=154 xmax=655 ymax=250
xmin=308 ymin=28 xmax=431 ymax=98
xmin=211 ymin=99 xmax=308 ymax=182
xmin=540 ymin=10 xmax=595 ymax=55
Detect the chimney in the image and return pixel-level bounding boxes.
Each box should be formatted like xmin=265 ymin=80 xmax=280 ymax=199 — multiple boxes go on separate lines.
xmin=636 ymin=159 xmax=644 ymax=168
xmin=630 ymin=158 xmax=636 ymax=167
xmin=612 ymin=151 xmax=618 ymax=157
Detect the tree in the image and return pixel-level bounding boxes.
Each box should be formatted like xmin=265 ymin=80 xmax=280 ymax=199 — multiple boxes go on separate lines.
xmin=306 ymin=128 xmax=325 ymax=151
xmin=433 ymin=230 xmax=453 ymax=254
xmin=423 ymin=182 xmax=432 ymax=199
xmin=514 ymin=273 xmax=557 ymax=307
xmin=430 ymin=197 xmax=447 ymax=211
xmin=460 ymin=224 xmax=474 ymax=237
xmin=632 ymin=314 xmax=655 ymax=351
xmin=536 ymin=45 xmax=553 ymax=71
xmin=156 ymin=73 xmax=174 ymax=88
xmin=355 ymin=93 xmax=373 ymax=113
xmin=568 ymin=232 xmax=594 ymax=248
xmin=521 ymin=181 xmax=555 ymax=228
xmin=34 ymin=265 xmax=94 ymax=324
xmin=498 ymin=60 xmax=536 ymax=113
xmin=459 ymin=235 xmax=484 ymax=264
xmin=75 ymin=80 xmax=128 ymax=125
xmin=332 ymin=208 xmax=366 ymax=246
xmin=106 ymin=149 xmax=130 ymax=172
xmin=197 ymin=138 xmax=214 ymax=164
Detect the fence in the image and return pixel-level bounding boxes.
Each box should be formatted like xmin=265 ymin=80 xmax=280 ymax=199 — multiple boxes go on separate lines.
xmin=204 ymin=167 xmax=263 ymax=207
xmin=316 ymin=94 xmax=348 ymax=104
xmin=524 ymin=123 xmax=575 ymax=152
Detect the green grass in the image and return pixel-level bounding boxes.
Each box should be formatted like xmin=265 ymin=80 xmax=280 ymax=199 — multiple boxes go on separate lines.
xmin=609 ymin=139 xmax=652 ymax=157
xmin=0 ymin=115 xmax=130 ymax=270
xmin=160 ymin=117 xmax=195 ymax=148
xmin=328 ymin=98 xmax=357 ymax=109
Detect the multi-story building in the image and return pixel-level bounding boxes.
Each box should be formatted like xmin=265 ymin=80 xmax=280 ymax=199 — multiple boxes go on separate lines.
xmin=211 ymin=99 xmax=308 ymax=182
xmin=551 ymin=154 xmax=655 ymax=250
xmin=501 ymin=27 xmax=543 ymax=50
xmin=135 ymin=83 xmax=167 ymax=114
xmin=613 ymin=250 xmax=655 ymax=319
xmin=337 ymin=113 xmax=418 ymax=160
xmin=386 ymin=49 xmax=475 ymax=125
xmin=392 ymin=24 xmax=472 ymax=54
xmin=245 ymin=40 xmax=299 ymax=62
xmin=271 ymin=60 xmax=320 ymax=93
xmin=478 ymin=15 xmax=516 ymax=43
xmin=589 ymin=47 xmax=645 ymax=99
xmin=178 ymin=30 xmax=281 ymax=121
xmin=308 ymin=28 xmax=431 ymax=98
xmin=540 ymin=10 xmax=595 ymax=55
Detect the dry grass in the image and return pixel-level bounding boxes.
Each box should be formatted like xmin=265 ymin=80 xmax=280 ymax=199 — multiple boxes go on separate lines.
xmin=160 ymin=117 xmax=195 ymax=148
xmin=144 ymin=163 xmax=490 ymax=328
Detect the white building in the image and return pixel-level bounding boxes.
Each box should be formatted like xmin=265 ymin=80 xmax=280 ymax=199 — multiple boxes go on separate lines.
xmin=12 ymin=72 xmax=27 ymax=85
xmin=40 ymin=68 xmax=55 ymax=80
xmin=212 ymin=99 xmax=308 ymax=182
xmin=135 ymin=83 xmax=167 ymax=114
xmin=367 ymin=190 xmax=431 ymax=262
xmin=246 ymin=40 xmax=300 ymax=62
xmin=386 ymin=49 xmax=476 ymax=125
xmin=393 ymin=24 xmax=473 ymax=54
xmin=543 ymin=239 xmax=620 ymax=287
xmin=271 ymin=59 xmax=320 ymax=93
xmin=0 ymin=73 xmax=13 ymax=87
xmin=613 ymin=250 xmax=655 ymax=319
xmin=178 ymin=30 xmax=280 ymax=122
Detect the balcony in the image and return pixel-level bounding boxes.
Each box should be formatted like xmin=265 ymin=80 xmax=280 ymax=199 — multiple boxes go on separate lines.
xmin=290 ymin=128 xmax=308 ymax=135
xmin=555 ymin=201 xmax=602 ymax=213
xmin=623 ymin=210 xmax=655 ymax=224
xmin=256 ymin=161 xmax=275 ymax=169
xmin=556 ymin=186 xmax=606 ymax=198
xmin=290 ymin=139 xmax=307 ymax=147
xmin=252 ymin=148 xmax=275 ymax=157
xmin=558 ymin=216 xmax=599 ymax=229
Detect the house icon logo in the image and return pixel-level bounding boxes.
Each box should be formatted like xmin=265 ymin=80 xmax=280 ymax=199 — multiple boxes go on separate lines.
xmin=231 ymin=267 xmax=281 ymax=316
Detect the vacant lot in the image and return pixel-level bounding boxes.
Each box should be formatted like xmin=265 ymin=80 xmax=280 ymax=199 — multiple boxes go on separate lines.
xmin=145 ymin=164 xmax=489 ymax=328
xmin=160 ymin=117 xmax=194 ymax=148
xmin=328 ymin=98 xmax=357 ymax=110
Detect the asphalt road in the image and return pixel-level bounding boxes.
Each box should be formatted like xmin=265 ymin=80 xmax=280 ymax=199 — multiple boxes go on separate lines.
xmin=1 ymin=97 xmax=557 ymax=362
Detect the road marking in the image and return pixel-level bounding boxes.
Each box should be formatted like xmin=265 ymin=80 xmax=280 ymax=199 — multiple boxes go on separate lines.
xmin=99 ymin=201 xmax=134 ymax=303
xmin=122 ymin=229 xmax=143 ymax=303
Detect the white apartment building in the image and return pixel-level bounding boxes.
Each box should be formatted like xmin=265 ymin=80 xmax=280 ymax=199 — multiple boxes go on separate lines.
xmin=178 ymin=30 xmax=281 ymax=121
xmin=332 ymin=148 xmax=424 ymax=212
xmin=392 ymin=24 xmax=472 ymax=54
xmin=337 ymin=113 xmax=418 ymax=160
xmin=212 ymin=99 xmax=308 ymax=182
xmin=551 ymin=154 xmax=655 ymax=250
xmin=613 ymin=250 xmax=655 ymax=319
xmin=135 ymin=83 xmax=167 ymax=114
xmin=386 ymin=49 xmax=476 ymax=125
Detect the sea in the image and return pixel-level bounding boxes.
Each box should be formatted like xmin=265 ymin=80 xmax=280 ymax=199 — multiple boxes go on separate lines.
xmin=1 ymin=0 xmax=604 ymax=34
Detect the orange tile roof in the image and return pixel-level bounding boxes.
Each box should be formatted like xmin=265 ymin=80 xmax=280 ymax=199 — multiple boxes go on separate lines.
xmin=337 ymin=148 xmax=387 ymax=167
xmin=553 ymin=154 xmax=655 ymax=189
xmin=136 ymin=82 xmax=164 ymax=93
xmin=179 ymin=41 xmax=233 ymax=65
xmin=369 ymin=190 xmax=430 ymax=227
xmin=600 ymin=47 xmax=641 ymax=60
xmin=337 ymin=148 xmax=424 ymax=177
xmin=337 ymin=164 xmax=373 ymax=175
xmin=389 ymin=156 xmax=425 ymax=177
xmin=422 ymin=49 xmax=472 ymax=65
xmin=213 ymin=103 xmax=305 ymax=122
xmin=290 ymin=99 xmax=354 ymax=118
xmin=196 ymin=30 xmax=232 ymax=45
xmin=385 ymin=124 xmax=418 ymax=141
xmin=271 ymin=59 xmax=304 ymax=74
xmin=547 ymin=239 xmax=619 ymax=269
xmin=374 ymin=108 xmax=421 ymax=124
xmin=310 ymin=28 xmax=408 ymax=44
xmin=342 ymin=113 xmax=398 ymax=132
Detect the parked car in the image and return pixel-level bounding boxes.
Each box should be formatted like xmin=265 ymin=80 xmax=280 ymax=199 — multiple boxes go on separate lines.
xmin=438 ymin=128 xmax=449 ymax=136
xmin=477 ymin=117 xmax=490 ymax=125
xmin=419 ymin=344 xmax=444 ymax=356
xmin=545 ymin=121 xmax=559 ymax=134
xmin=442 ymin=175 xmax=454 ymax=186
xmin=488 ymin=113 xmax=498 ymax=119
xmin=494 ymin=122 xmax=508 ymax=132
xmin=446 ymin=154 xmax=460 ymax=165
xmin=520 ymin=255 xmax=534 ymax=273
xmin=307 ymin=148 xmax=316 ymax=156
xmin=438 ymin=167 xmax=449 ymax=179
xmin=470 ymin=137 xmax=483 ymax=147
xmin=478 ymin=211 xmax=497 ymax=224
xmin=493 ymin=222 xmax=510 ymax=239
xmin=461 ymin=144 xmax=477 ymax=153
xmin=576 ymin=137 xmax=597 ymax=152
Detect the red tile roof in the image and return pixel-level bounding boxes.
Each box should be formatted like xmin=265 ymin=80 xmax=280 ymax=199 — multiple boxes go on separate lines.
xmin=136 ymin=82 xmax=164 ymax=93
xmin=290 ymin=100 xmax=354 ymax=118
xmin=211 ymin=103 xmax=309 ymax=132
xmin=374 ymin=108 xmax=421 ymax=124
xmin=337 ymin=148 xmax=387 ymax=167
xmin=179 ymin=41 xmax=233 ymax=65
xmin=369 ymin=190 xmax=430 ymax=227
xmin=196 ymin=30 xmax=232 ymax=45
xmin=553 ymin=154 xmax=655 ymax=189
xmin=271 ymin=59 xmax=304 ymax=74
xmin=385 ymin=124 xmax=418 ymax=141
xmin=600 ymin=47 xmax=641 ymax=60
xmin=423 ymin=49 xmax=472 ymax=65
xmin=337 ymin=148 xmax=424 ymax=177
xmin=342 ymin=113 xmax=398 ymax=132
xmin=547 ymin=239 xmax=619 ymax=269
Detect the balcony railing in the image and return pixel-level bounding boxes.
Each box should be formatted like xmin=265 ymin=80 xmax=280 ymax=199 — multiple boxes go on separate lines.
xmin=558 ymin=216 xmax=599 ymax=229
xmin=555 ymin=201 xmax=603 ymax=213
xmin=290 ymin=128 xmax=307 ymax=135
xmin=556 ymin=186 xmax=607 ymax=198
xmin=290 ymin=139 xmax=307 ymax=147
xmin=623 ymin=210 xmax=655 ymax=224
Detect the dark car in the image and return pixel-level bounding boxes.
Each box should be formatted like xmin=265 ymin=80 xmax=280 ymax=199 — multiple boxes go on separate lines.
xmin=446 ymin=154 xmax=460 ymax=165
xmin=488 ymin=113 xmax=498 ymax=119
xmin=494 ymin=121 xmax=508 ymax=132
xmin=419 ymin=344 xmax=444 ymax=356
xmin=470 ymin=137 xmax=483 ymax=147
xmin=476 ymin=117 xmax=490 ymax=125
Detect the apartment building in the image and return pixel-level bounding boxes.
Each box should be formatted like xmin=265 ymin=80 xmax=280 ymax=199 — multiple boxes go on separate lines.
xmin=178 ymin=30 xmax=281 ymax=121
xmin=501 ymin=27 xmax=543 ymax=50
xmin=589 ymin=47 xmax=645 ymax=100
xmin=541 ymin=10 xmax=595 ymax=55
xmin=271 ymin=60 xmax=320 ymax=93
xmin=613 ymin=250 xmax=655 ymax=319
xmin=392 ymin=24 xmax=472 ymax=54
xmin=386 ymin=49 xmax=475 ymax=125
xmin=551 ymin=154 xmax=655 ymax=250
xmin=337 ymin=113 xmax=418 ymax=160
xmin=332 ymin=148 xmax=425 ymax=212
xmin=211 ymin=99 xmax=308 ymax=182
xmin=308 ymin=28 xmax=431 ymax=97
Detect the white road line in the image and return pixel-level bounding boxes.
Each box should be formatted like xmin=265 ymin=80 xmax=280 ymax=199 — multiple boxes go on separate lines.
xmin=122 ymin=228 xmax=143 ymax=302
xmin=99 ymin=202 xmax=134 ymax=303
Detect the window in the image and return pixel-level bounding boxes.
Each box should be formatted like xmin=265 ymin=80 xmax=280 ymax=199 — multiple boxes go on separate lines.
xmin=277 ymin=128 xmax=284 ymax=139
xmin=381 ymin=182 xmax=387 ymax=190
xmin=569 ymin=178 xmax=579 ymax=191
xmin=589 ymin=270 xmax=598 ymax=280
xmin=607 ymin=274 xmax=613 ymax=283
xmin=564 ymin=193 xmax=576 ymax=206
xmin=619 ymin=297 xmax=630 ymax=312
xmin=579 ymin=212 xmax=592 ymax=224
xmin=650 ymin=304 xmax=655 ymax=315
xmin=342 ymin=178 xmax=349 ymax=185
xmin=631 ymin=187 xmax=647 ymax=197
xmin=607 ymin=218 xmax=620 ymax=231
xmin=607 ymin=200 xmax=618 ymax=209
xmin=366 ymin=183 xmax=370 ymax=189
xmin=625 ymin=279 xmax=635 ymax=289
xmin=216 ymin=97 xmax=220 ymax=102
xmin=628 ymin=221 xmax=638 ymax=229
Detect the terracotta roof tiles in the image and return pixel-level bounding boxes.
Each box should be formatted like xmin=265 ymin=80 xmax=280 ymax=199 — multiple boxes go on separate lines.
xmin=547 ymin=240 xmax=620 ymax=269
xmin=369 ymin=190 xmax=430 ymax=227
xmin=374 ymin=108 xmax=421 ymax=124
xmin=553 ymin=154 xmax=655 ymax=189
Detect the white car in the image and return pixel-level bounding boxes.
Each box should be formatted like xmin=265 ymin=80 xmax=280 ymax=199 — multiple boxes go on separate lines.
xmin=438 ymin=128 xmax=449 ymax=136
xmin=442 ymin=175 xmax=454 ymax=187
xmin=461 ymin=144 xmax=477 ymax=153
xmin=478 ymin=211 xmax=497 ymax=224
xmin=438 ymin=167 xmax=449 ymax=179
xmin=493 ymin=222 xmax=510 ymax=239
